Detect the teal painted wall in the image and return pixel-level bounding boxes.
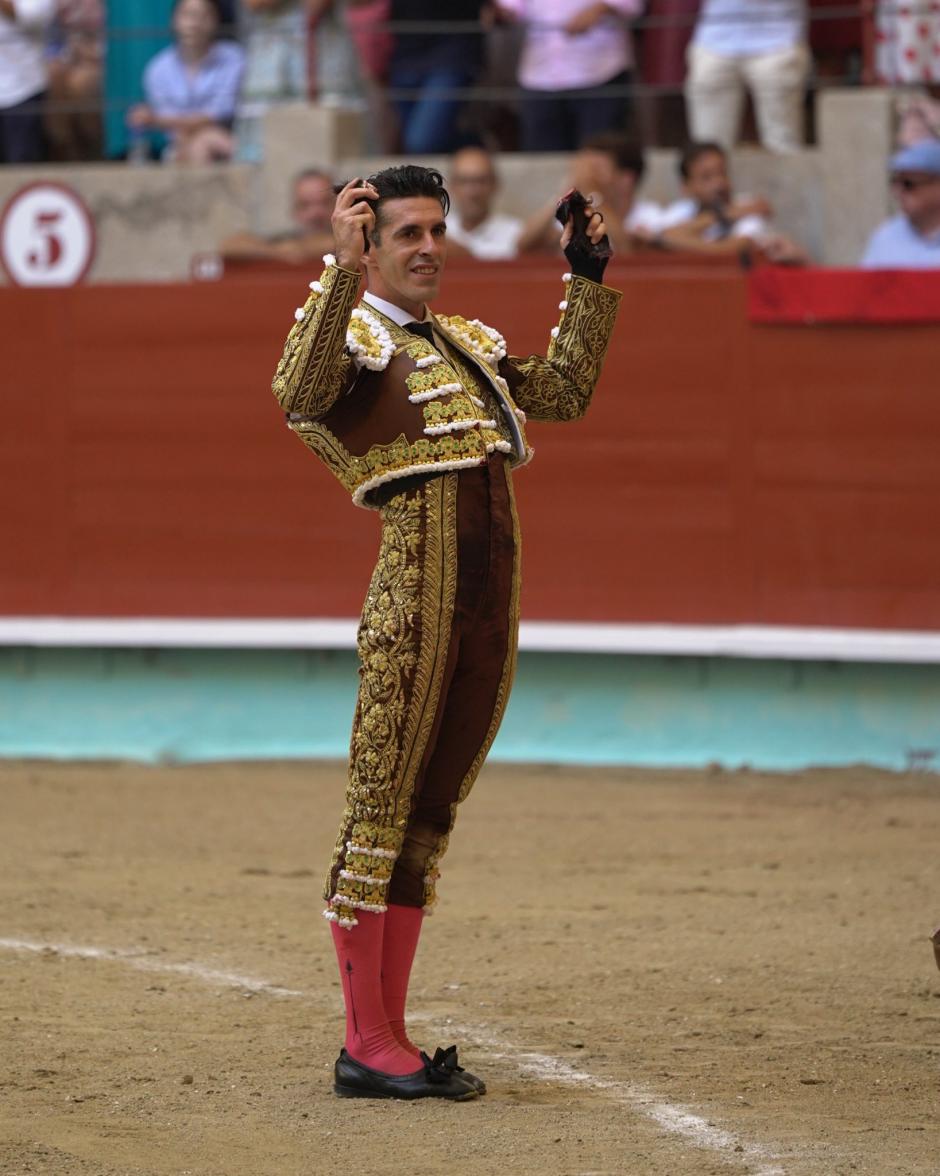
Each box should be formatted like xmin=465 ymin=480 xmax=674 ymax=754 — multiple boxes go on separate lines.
xmin=1 ymin=647 xmax=939 ymax=772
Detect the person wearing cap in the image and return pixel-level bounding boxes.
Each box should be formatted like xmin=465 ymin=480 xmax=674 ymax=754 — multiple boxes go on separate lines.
xmin=861 ymin=139 xmax=940 ymax=269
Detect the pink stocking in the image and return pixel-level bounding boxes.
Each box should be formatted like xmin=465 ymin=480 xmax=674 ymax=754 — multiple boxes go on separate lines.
xmin=382 ymin=904 xmax=425 ymax=1059
xmin=330 ymin=912 xmax=420 ymax=1075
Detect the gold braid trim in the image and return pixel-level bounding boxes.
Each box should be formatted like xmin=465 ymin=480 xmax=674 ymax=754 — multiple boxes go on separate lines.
xmin=324 ymin=475 xmax=459 ymax=926
xmin=271 ymin=261 xmax=361 ymax=419
xmin=510 ymin=275 xmax=621 ymax=423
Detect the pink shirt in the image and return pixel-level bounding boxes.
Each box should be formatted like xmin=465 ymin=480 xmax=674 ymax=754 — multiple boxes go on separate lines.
xmin=499 ymin=0 xmax=643 ymax=90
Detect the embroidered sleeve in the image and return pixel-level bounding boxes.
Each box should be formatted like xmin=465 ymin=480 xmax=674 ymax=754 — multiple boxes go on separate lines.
xmin=271 ymin=255 xmax=361 ymax=420
xmin=503 ymin=274 xmax=621 ymax=423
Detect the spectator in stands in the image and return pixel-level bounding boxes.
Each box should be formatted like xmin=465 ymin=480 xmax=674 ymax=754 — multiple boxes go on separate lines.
xmin=0 ymin=0 xmax=55 ymax=163
xmin=445 ymin=146 xmax=524 ymax=259
xmin=127 ymin=0 xmax=244 ymax=163
xmin=495 ymin=0 xmax=642 ymax=152
xmin=861 ymin=140 xmax=940 ymax=270
xmin=220 ymin=166 xmax=336 ymax=262
xmin=44 ymin=0 xmax=103 ymax=161
xmin=654 ymin=140 xmax=808 ymax=262
xmin=519 ymin=132 xmax=662 ymax=255
xmin=684 ymin=0 xmax=809 ymax=154
xmin=236 ymin=0 xmax=307 ymax=161
xmin=388 ymin=0 xmax=486 ymax=154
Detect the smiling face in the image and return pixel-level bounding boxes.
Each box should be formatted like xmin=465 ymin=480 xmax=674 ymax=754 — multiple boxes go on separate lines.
xmin=363 ymin=196 xmax=447 ymax=319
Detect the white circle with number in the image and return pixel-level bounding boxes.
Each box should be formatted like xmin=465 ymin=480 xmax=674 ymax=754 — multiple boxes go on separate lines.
xmin=0 ymin=182 xmax=96 ymax=287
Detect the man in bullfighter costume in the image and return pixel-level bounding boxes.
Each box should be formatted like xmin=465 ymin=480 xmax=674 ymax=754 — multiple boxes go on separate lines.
xmin=271 ymin=165 xmax=620 ymax=1100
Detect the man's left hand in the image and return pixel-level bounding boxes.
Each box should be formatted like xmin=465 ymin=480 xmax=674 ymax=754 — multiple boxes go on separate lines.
xmin=560 ymin=197 xmax=607 ymax=252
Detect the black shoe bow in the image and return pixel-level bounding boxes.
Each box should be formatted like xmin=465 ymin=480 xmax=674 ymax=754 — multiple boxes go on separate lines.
xmin=430 ymin=1045 xmax=486 ymax=1094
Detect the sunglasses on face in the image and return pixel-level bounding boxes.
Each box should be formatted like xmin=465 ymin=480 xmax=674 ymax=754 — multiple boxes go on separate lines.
xmin=891 ymin=174 xmax=939 ymax=192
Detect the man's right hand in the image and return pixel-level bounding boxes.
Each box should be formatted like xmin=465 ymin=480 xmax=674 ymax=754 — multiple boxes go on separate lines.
xmin=332 ymin=178 xmax=379 ymax=272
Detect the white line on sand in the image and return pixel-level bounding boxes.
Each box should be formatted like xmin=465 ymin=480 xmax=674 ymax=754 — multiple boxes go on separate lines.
xmin=0 ymin=937 xmax=787 ymax=1174
xmin=433 ymin=1017 xmax=787 ymax=1176
xmin=0 ymin=937 xmax=304 ymax=998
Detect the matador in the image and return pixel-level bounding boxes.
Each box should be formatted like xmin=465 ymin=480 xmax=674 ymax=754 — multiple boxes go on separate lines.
xmin=271 ymin=165 xmax=620 ymax=1101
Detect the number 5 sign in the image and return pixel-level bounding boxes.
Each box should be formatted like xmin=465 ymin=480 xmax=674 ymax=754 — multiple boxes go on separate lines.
xmin=0 ymin=182 xmax=96 ymax=286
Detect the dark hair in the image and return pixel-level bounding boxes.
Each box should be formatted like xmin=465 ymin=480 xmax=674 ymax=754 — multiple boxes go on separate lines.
xmin=581 ymin=132 xmax=646 ymax=182
xmin=364 ymin=165 xmax=450 ymax=240
xmin=678 ymin=141 xmax=726 ymax=180
xmin=172 ymin=0 xmax=224 ymax=20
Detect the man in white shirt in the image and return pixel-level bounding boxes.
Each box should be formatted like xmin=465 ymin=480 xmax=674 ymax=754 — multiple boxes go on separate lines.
xmin=656 ymin=141 xmax=808 ymax=263
xmin=0 ymin=0 xmax=55 ymax=162
xmin=445 ymin=146 xmax=524 ymax=260
xmin=684 ymin=0 xmax=809 ymax=154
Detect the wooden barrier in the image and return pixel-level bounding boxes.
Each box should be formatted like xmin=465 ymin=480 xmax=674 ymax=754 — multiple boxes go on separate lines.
xmin=3 ymin=261 xmax=940 ymax=629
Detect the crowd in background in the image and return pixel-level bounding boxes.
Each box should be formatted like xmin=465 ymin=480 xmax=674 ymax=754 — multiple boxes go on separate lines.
xmin=1 ymin=1 xmax=939 ymax=267
xmin=0 ymin=0 xmax=898 ymax=166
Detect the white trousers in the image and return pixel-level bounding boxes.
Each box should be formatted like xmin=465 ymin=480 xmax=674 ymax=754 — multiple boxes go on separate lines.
xmin=684 ymin=42 xmax=811 ymax=154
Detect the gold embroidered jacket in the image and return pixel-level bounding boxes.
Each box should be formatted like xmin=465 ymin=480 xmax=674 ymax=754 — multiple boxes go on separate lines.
xmin=271 ymin=258 xmax=621 ymax=509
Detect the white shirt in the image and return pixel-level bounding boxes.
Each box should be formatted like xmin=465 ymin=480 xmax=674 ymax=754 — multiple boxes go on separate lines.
xmin=445 ymin=212 xmax=524 ymax=260
xmin=625 ymin=199 xmax=666 ymax=233
xmin=659 ymin=197 xmax=770 ymax=243
xmin=0 ymin=0 xmax=55 ymax=108
xmin=692 ymin=0 xmax=806 ymax=57
xmin=362 ymin=290 xmax=429 ymax=327
xmin=498 ymin=0 xmax=643 ymax=91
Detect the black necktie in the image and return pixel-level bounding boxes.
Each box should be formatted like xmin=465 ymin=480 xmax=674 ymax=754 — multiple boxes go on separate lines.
xmin=405 ymin=320 xmax=435 ymax=345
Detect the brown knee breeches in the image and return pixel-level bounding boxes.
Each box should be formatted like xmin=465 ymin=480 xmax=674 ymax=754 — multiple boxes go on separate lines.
xmin=324 ymin=456 xmax=520 ymax=928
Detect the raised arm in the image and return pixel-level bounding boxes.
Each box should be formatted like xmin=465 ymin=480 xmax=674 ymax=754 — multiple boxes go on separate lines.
xmin=503 ymin=198 xmax=621 ymax=422
xmin=271 ymin=178 xmax=377 ymax=419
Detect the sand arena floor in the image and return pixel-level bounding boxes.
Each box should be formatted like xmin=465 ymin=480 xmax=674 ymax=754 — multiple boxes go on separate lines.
xmin=1 ymin=760 xmax=938 ymax=1176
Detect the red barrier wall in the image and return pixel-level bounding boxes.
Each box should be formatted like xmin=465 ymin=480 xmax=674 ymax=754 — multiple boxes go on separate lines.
xmin=3 ymin=263 xmax=940 ymax=628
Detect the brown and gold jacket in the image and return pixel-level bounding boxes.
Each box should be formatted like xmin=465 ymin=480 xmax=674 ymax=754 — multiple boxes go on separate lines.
xmin=271 ymin=255 xmax=621 ymax=509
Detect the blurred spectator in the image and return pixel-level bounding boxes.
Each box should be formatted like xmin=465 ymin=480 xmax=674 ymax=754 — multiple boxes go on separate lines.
xmin=656 ymin=140 xmax=808 ymax=262
xmin=861 ymin=140 xmax=940 ymax=270
xmin=235 ymin=0 xmax=307 ymax=161
xmin=128 ymin=0 xmax=244 ymax=163
xmin=684 ymin=0 xmax=809 ymax=154
xmin=445 ymin=145 xmax=523 ymax=259
xmin=44 ymin=0 xmax=103 ymax=161
xmin=220 ymin=166 xmax=336 ymax=261
xmin=518 ymin=132 xmax=661 ymax=254
xmin=312 ymin=0 xmax=364 ymax=109
xmin=388 ymin=0 xmax=486 ymax=154
xmin=572 ymin=131 xmax=663 ymax=242
xmin=0 ymin=0 xmax=55 ymax=163
xmin=875 ymin=1 xmax=940 ymax=85
xmin=496 ymin=0 xmax=642 ymax=152
xmin=342 ymin=0 xmax=396 ymax=151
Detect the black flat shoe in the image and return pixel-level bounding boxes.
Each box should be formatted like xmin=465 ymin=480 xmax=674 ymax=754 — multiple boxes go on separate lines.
xmin=430 ymin=1045 xmax=487 ymax=1095
xmin=333 ymin=1049 xmax=478 ymax=1100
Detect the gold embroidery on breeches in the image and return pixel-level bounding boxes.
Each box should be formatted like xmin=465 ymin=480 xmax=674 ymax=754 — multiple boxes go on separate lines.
xmin=324 ymin=475 xmax=459 ymax=928
xmin=324 ymin=465 xmax=522 ymax=926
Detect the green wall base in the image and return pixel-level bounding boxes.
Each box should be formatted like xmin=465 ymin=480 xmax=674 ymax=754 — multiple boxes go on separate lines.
xmin=1 ymin=647 xmax=939 ymax=772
